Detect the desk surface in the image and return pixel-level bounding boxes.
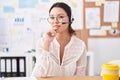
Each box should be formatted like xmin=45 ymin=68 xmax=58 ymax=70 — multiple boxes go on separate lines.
xmin=2 ymin=76 xmax=102 ymax=80
xmin=37 ymin=76 xmax=102 ymax=80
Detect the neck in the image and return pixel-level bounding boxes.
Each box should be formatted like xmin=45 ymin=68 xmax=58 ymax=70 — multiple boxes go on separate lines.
xmin=56 ymin=32 xmax=71 ymax=44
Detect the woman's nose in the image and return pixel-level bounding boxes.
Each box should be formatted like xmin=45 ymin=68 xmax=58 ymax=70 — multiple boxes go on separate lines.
xmin=54 ymin=17 xmax=59 ymax=23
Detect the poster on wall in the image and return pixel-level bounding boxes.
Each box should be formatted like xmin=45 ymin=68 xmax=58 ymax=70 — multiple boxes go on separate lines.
xmin=85 ymin=0 xmax=97 ymax=2
xmin=85 ymin=8 xmax=100 ymax=29
xmin=104 ymin=1 xmax=119 ymax=22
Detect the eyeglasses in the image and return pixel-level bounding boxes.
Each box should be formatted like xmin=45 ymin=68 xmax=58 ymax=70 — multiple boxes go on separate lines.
xmin=47 ymin=15 xmax=68 ymax=23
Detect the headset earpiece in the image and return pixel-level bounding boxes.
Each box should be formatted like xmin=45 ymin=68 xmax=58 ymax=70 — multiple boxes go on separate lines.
xmin=62 ymin=17 xmax=74 ymax=25
xmin=71 ymin=18 xmax=74 ymax=23
xmin=71 ymin=18 xmax=74 ymax=22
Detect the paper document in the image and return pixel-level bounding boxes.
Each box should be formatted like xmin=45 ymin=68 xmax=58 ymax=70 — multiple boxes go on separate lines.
xmin=85 ymin=8 xmax=100 ymax=29
xmin=3 ymin=77 xmax=37 ymax=80
xmin=104 ymin=1 xmax=119 ymax=22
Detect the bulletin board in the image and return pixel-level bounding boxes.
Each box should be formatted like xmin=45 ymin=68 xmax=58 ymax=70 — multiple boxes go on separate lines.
xmin=75 ymin=0 xmax=120 ymax=48
xmin=83 ymin=0 xmax=120 ymax=38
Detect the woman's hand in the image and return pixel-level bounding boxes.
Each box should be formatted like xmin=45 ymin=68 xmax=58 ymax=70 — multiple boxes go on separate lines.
xmin=43 ymin=28 xmax=57 ymax=51
xmin=45 ymin=29 xmax=57 ymax=43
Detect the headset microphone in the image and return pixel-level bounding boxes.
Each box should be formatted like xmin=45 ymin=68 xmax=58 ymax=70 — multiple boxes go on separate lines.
xmin=61 ymin=18 xmax=74 ymax=24
xmin=62 ymin=18 xmax=74 ymax=24
xmin=62 ymin=22 xmax=69 ymax=24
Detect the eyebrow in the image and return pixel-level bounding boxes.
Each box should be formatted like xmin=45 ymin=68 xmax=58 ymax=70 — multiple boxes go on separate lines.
xmin=49 ymin=13 xmax=67 ymax=16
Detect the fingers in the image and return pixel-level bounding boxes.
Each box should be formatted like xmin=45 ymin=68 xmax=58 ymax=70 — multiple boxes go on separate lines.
xmin=53 ymin=27 xmax=58 ymax=31
xmin=47 ymin=28 xmax=57 ymax=37
xmin=44 ymin=28 xmax=58 ymax=43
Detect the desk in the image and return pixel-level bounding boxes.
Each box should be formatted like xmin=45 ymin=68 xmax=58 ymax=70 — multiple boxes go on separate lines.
xmin=37 ymin=76 xmax=102 ymax=80
xmin=1 ymin=76 xmax=102 ymax=80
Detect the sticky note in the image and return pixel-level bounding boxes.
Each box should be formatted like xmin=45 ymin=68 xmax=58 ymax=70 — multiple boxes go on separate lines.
xmin=68 ymin=0 xmax=77 ymax=8
xmin=95 ymin=1 xmax=102 ymax=6
xmin=7 ymin=13 xmax=14 ymax=18
xmin=13 ymin=2 xmax=18 ymax=8
xmin=101 ymin=30 xmax=107 ymax=35
xmin=10 ymin=29 xmax=17 ymax=35
xmin=112 ymin=22 xmax=118 ymax=28
xmin=100 ymin=0 xmax=105 ymax=4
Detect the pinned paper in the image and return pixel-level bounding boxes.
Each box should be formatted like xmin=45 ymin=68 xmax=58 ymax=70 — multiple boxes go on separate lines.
xmin=89 ymin=29 xmax=107 ymax=36
xmin=68 ymin=0 xmax=77 ymax=8
xmin=7 ymin=13 xmax=14 ymax=19
xmin=102 ymin=30 xmax=107 ymax=36
xmin=13 ymin=2 xmax=18 ymax=8
xmin=104 ymin=1 xmax=119 ymax=22
xmin=85 ymin=8 xmax=100 ymax=29
xmin=112 ymin=22 xmax=118 ymax=28
xmin=10 ymin=29 xmax=17 ymax=35
xmin=85 ymin=0 xmax=96 ymax=2
xmin=19 ymin=0 xmax=38 ymax=8
xmin=3 ymin=6 xmax=15 ymax=13
xmin=101 ymin=26 xmax=112 ymax=30
xmin=95 ymin=1 xmax=102 ymax=6
xmin=101 ymin=0 xmax=105 ymax=4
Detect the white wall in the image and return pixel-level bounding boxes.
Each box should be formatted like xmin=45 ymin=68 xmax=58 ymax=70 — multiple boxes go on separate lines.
xmin=88 ymin=38 xmax=120 ymax=75
xmin=0 ymin=0 xmax=83 ymax=53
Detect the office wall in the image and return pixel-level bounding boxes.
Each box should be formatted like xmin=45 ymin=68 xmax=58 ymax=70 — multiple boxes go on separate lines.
xmin=83 ymin=0 xmax=120 ymax=75
xmin=0 ymin=0 xmax=83 ymax=53
xmin=88 ymin=38 xmax=120 ymax=75
xmin=0 ymin=0 xmax=120 ymax=76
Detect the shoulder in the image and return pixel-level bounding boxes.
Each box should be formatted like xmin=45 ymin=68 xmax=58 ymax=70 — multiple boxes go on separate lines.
xmin=72 ymin=35 xmax=86 ymax=47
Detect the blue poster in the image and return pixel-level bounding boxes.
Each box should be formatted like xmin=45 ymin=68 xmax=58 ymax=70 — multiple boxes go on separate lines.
xmin=3 ymin=6 xmax=15 ymax=13
xmin=41 ymin=0 xmax=49 ymax=2
xmin=19 ymin=0 xmax=38 ymax=8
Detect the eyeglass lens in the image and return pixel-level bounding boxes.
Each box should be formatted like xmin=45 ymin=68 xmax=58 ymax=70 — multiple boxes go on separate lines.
xmin=47 ymin=15 xmax=67 ymax=23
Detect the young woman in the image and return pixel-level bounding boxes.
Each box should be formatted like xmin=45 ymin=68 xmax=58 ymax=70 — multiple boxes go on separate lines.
xmin=31 ymin=2 xmax=87 ymax=77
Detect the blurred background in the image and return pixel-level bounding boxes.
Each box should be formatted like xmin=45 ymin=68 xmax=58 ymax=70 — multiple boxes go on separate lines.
xmin=0 ymin=0 xmax=120 ymax=77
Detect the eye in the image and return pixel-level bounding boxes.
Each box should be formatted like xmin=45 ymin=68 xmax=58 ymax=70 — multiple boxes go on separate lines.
xmin=59 ymin=16 xmax=65 ymax=19
xmin=49 ymin=16 xmax=55 ymax=19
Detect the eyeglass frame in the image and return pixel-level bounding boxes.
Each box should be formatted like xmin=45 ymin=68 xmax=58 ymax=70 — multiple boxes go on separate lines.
xmin=47 ymin=15 xmax=68 ymax=23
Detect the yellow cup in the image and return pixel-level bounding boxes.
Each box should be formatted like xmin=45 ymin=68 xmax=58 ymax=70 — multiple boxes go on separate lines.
xmin=101 ymin=63 xmax=119 ymax=80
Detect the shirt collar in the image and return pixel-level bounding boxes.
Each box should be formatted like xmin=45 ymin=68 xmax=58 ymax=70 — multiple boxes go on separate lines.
xmin=53 ymin=35 xmax=75 ymax=48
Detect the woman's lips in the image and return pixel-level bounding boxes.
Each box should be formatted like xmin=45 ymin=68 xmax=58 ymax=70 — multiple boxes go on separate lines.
xmin=53 ymin=25 xmax=60 ymax=30
xmin=53 ymin=27 xmax=58 ymax=31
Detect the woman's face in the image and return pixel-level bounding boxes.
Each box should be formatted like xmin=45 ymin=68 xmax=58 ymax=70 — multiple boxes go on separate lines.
xmin=49 ymin=7 xmax=69 ymax=33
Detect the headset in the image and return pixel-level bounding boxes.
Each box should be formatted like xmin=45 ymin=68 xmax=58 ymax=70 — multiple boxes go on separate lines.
xmin=62 ymin=17 xmax=74 ymax=24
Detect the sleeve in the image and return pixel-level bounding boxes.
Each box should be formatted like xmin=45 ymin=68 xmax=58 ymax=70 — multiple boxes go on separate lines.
xmin=31 ymin=38 xmax=50 ymax=77
xmin=74 ymin=43 xmax=87 ymax=76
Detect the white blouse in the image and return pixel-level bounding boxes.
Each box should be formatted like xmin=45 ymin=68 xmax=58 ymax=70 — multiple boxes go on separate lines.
xmin=31 ymin=35 xmax=87 ymax=77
